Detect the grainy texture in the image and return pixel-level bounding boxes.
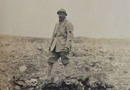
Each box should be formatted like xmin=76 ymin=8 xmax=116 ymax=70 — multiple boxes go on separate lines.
xmin=0 ymin=34 xmax=130 ymax=90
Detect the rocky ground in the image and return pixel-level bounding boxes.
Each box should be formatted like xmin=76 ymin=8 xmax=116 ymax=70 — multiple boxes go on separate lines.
xmin=0 ymin=34 xmax=130 ymax=90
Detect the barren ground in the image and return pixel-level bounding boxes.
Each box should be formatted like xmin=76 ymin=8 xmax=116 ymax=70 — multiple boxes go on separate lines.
xmin=0 ymin=34 xmax=130 ymax=90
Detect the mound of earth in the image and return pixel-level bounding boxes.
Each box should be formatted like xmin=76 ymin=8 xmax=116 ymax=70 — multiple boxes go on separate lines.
xmin=0 ymin=34 xmax=130 ymax=90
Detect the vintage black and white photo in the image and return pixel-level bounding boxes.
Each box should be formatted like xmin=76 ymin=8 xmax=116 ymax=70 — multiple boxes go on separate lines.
xmin=0 ymin=0 xmax=130 ymax=90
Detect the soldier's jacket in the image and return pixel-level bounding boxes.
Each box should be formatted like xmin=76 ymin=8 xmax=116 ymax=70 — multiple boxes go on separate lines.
xmin=50 ymin=19 xmax=74 ymax=52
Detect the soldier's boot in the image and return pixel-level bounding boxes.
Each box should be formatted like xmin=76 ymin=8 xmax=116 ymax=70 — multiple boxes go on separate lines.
xmin=47 ymin=63 xmax=53 ymax=80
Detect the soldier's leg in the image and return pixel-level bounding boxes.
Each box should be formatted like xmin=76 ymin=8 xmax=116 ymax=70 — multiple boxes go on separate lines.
xmin=60 ymin=52 xmax=70 ymax=78
xmin=60 ymin=52 xmax=69 ymax=66
xmin=47 ymin=63 xmax=53 ymax=78
xmin=47 ymin=52 xmax=60 ymax=77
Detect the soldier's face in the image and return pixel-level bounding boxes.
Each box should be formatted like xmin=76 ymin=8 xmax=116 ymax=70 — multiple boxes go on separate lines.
xmin=58 ymin=12 xmax=66 ymax=20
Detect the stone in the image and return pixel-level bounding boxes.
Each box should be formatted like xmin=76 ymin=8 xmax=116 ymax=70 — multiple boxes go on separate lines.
xmin=19 ymin=65 xmax=27 ymax=72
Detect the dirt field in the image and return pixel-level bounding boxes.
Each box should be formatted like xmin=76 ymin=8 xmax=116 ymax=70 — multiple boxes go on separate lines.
xmin=0 ymin=34 xmax=130 ymax=90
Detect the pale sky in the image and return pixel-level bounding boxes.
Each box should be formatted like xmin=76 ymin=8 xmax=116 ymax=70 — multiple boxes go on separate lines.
xmin=0 ymin=0 xmax=130 ymax=38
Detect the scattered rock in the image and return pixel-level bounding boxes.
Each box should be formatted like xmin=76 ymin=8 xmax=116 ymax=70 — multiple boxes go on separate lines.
xmin=0 ymin=35 xmax=130 ymax=90
xmin=19 ymin=65 xmax=27 ymax=72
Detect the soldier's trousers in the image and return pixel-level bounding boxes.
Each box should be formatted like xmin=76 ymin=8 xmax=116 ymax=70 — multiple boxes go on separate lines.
xmin=48 ymin=51 xmax=69 ymax=66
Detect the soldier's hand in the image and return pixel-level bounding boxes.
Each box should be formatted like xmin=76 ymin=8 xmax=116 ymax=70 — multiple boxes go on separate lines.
xmin=62 ymin=47 xmax=70 ymax=53
xmin=49 ymin=47 xmax=51 ymax=52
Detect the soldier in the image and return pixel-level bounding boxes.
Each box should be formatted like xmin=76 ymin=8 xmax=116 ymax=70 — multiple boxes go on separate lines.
xmin=47 ymin=9 xmax=74 ymax=79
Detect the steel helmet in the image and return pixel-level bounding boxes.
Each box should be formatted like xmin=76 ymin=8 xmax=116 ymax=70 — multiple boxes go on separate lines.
xmin=57 ymin=8 xmax=67 ymax=16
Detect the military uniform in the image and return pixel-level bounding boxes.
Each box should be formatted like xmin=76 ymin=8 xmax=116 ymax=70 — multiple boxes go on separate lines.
xmin=48 ymin=19 xmax=74 ymax=66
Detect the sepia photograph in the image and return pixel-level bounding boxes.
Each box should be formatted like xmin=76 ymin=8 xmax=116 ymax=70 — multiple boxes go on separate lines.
xmin=0 ymin=0 xmax=130 ymax=90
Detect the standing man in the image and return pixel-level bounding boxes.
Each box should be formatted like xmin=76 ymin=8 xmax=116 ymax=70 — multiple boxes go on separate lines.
xmin=47 ymin=9 xmax=74 ymax=78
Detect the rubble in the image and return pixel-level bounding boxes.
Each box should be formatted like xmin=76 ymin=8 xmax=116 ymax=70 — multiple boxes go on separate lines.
xmin=0 ymin=34 xmax=130 ymax=90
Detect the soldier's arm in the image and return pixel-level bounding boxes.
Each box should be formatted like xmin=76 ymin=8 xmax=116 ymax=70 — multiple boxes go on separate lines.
xmin=65 ymin=22 xmax=74 ymax=50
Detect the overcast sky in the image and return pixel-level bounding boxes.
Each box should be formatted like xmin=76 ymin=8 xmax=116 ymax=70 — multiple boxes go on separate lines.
xmin=0 ymin=0 xmax=130 ymax=38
